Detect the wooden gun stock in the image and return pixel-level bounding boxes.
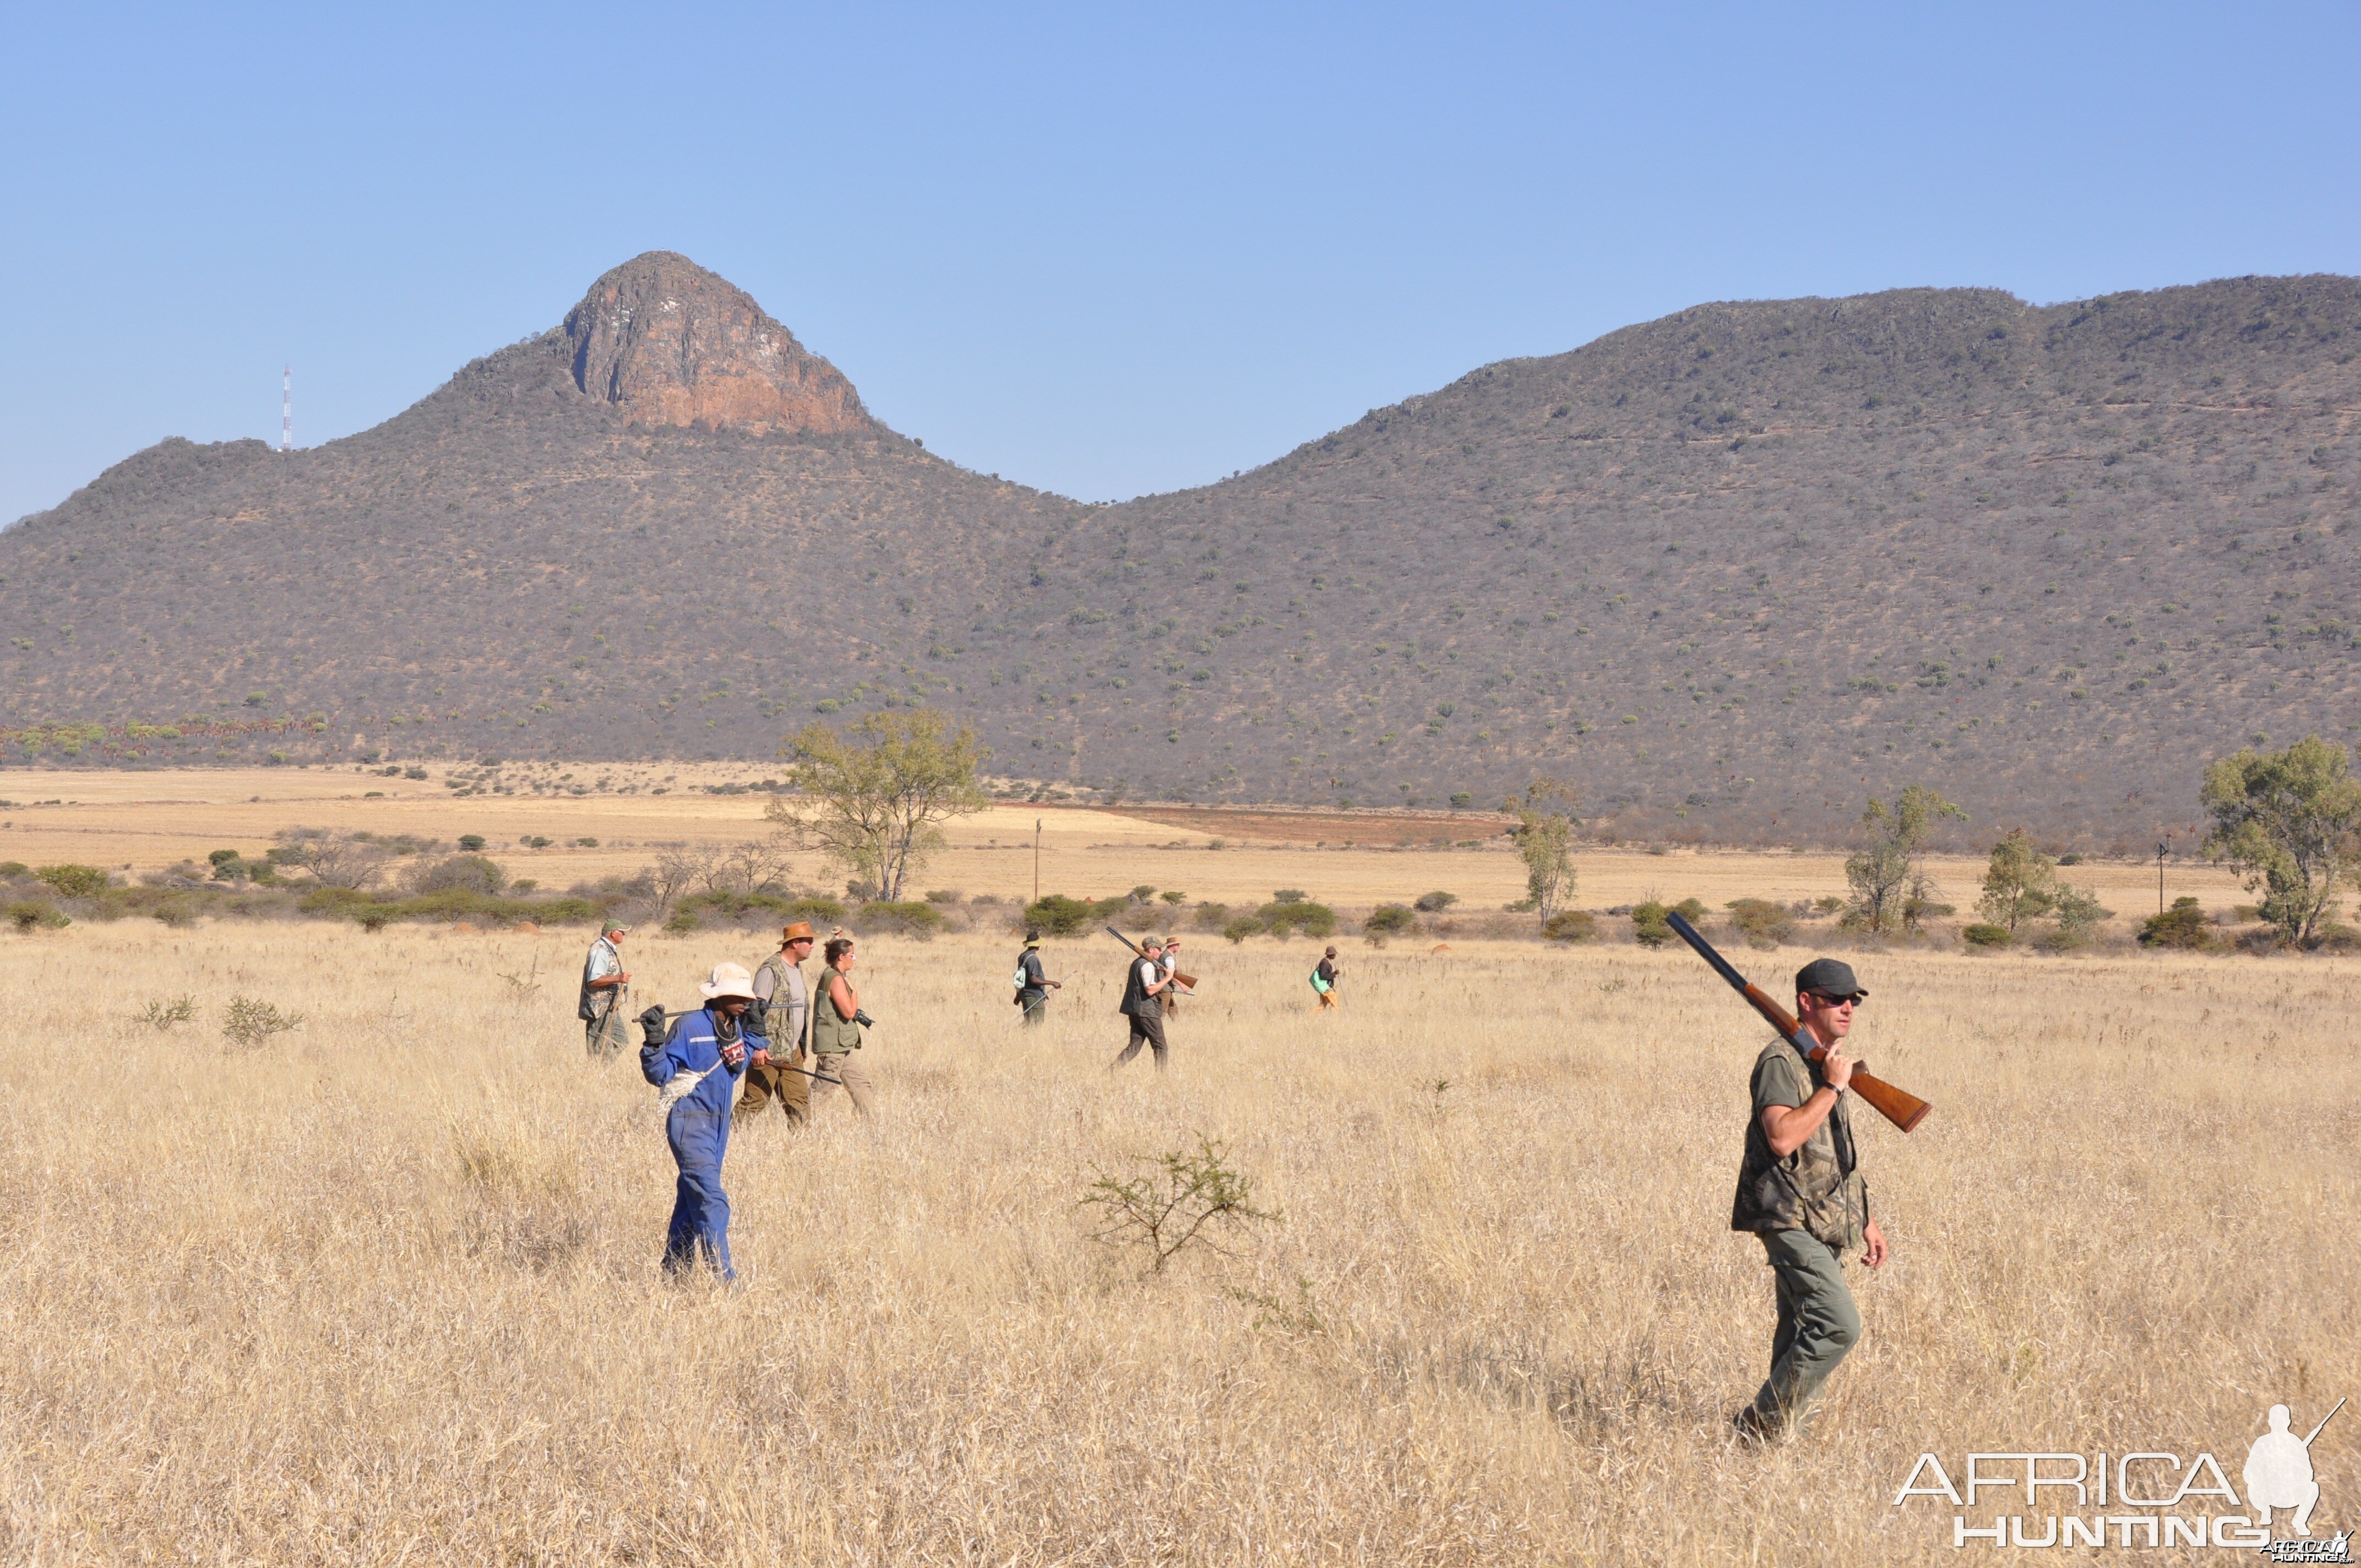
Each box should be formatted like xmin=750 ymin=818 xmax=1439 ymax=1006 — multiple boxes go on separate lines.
xmin=1665 ymin=912 xmax=1932 ymax=1134
xmin=1738 ymin=981 xmax=1932 ymax=1134
xmin=1105 ymin=926 xmax=1198 ymax=990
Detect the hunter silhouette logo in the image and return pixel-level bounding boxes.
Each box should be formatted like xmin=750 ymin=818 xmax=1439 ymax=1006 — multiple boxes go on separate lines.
xmin=1892 ymin=1397 xmax=2347 ymax=1555
xmin=2249 ymin=1400 xmax=2345 ymax=1557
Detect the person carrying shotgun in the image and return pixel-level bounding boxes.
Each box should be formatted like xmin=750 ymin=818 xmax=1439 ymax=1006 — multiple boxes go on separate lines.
xmin=1729 ymin=956 xmax=1889 ymax=1442
xmin=1112 ymin=934 xmax=1174 ymax=1071
xmin=578 ymin=919 xmax=632 ymax=1060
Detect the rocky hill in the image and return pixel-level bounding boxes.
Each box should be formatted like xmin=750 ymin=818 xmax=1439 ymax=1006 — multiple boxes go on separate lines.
xmin=3 ymin=252 xmax=2356 ymax=848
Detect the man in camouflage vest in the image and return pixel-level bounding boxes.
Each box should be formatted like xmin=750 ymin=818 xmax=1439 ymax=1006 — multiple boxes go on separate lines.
xmin=1729 ymin=957 xmax=1889 ymax=1441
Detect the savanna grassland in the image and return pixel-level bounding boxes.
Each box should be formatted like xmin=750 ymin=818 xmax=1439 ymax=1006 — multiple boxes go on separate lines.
xmin=1 ymin=918 xmax=2350 ymax=1565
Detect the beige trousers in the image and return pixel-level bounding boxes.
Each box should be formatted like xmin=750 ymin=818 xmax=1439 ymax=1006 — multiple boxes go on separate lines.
xmin=808 ymin=1051 xmax=876 ymax=1115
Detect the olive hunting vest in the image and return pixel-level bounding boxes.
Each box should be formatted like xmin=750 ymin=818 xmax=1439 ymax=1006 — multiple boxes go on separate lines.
xmin=1730 ymin=1036 xmax=1869 ymax=1251
xmin=809 ymin=963 xmax=862 ymax=1054
xmin=753 ymin=954 xmax=808 ymax=1053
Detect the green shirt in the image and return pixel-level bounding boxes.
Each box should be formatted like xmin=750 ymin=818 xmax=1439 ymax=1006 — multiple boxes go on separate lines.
xmin=1729 ymin=1036 xmax=1869 ymax=1251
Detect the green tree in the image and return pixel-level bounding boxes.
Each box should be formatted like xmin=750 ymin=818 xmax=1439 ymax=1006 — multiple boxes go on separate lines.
xmin=1977 ymin=828 xmax=2058 ymax=933
xmin=1505 ymin=778 xmax=1580 ymax=924
xmin=2200 ymin=736 xmax=2361 ymax=945
xmin=1843 ymin=786 xmax=1966 ymax=934
xmin=766 ymin=710 xmax=988 ymax=902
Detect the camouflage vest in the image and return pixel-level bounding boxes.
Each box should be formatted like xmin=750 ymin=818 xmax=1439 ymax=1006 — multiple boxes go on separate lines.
xmin=1731 ymin=1036 xmax=1868 ymax=1251
xmin=809 ymin=963 xmax=862 ymax=1054
xmin=753 ymin=954 xmax=808 ymax=1053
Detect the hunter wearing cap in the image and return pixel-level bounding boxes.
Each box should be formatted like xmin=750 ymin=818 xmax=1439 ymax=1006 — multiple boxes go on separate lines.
xmin=1113 ymin=935 xmax=1173 ymax=1071
xmin=642 ymin=962 xmax=772 ymax=1282
xmin=578 ymin=919 xmax=632 ymax=1059
xmin=737 ymin=921 xmax=817 ymax=1124
xmin=1015 ymin=929 xmax=1058 ymax=1024
xmin=1729 ymin=956 xmax=1888 ymax=1441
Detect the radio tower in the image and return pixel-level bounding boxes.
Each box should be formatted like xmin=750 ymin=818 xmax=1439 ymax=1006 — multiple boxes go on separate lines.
xmin=281 ymin=364 xmax=293 ymax=453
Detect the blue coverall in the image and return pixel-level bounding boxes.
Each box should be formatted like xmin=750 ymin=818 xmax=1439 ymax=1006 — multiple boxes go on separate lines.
xmin=643 ymin=1006 xmax=766 ymax=1281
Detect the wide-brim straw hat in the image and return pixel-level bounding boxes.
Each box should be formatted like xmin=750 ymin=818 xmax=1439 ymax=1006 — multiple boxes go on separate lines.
xmin=699 ymin=961 xmax=759 ymax=1001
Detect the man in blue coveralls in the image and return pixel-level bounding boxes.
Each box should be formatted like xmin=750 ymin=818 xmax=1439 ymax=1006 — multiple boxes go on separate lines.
xmin=641 ymin=962 xmax=771 ymax=1282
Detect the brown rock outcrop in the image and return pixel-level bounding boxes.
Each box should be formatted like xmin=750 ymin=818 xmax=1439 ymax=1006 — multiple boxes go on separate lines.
xmin=563 ymin=251 xmax=871 ymax=435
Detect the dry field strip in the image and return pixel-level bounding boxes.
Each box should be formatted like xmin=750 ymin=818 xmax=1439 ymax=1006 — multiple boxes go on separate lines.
xmin=0 ymin=911 xmax=2352 ymax=1562
xmin=0 ymin=765 xmax=2245 ymax=924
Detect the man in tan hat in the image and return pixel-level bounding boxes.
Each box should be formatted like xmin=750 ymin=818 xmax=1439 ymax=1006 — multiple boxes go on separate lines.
xmin=738 ymin=921 xmax=817 ymax=1124
xmin=578 ymin=918 xmax=633 ymax=1059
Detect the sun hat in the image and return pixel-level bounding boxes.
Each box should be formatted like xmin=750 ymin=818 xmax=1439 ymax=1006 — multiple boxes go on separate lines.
xmin=601 ymin=918 xmax=630 ymax=935
xmin=699 ymin=961 xmax=759 ymax=1001
xmin=781 ymin=920 xmax=815 ymax=941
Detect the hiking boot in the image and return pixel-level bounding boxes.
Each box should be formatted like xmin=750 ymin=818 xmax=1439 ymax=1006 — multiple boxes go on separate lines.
xmin=1729 ymin=1404 xmax=1777 ymax=1446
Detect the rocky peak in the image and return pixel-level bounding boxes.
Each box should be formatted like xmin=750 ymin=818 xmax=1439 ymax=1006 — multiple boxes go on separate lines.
xmin=562 ymin=251 xmax=871 ymax=435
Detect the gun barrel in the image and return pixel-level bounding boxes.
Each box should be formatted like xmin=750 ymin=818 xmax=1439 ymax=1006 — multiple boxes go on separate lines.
xmin=1662 ymin=912 xmax=1932 ymax=1135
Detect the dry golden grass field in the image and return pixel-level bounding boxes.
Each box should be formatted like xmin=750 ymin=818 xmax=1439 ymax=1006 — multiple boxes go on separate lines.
xmin=0 ymin=766 xmax=2245 ymax=926
xmin=1 ymin=915 xmax=2351 ymax=1565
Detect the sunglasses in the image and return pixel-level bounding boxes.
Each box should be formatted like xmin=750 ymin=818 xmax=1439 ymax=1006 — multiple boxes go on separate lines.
xmin=1806 ymin=992 xmax=1863 ymax=1007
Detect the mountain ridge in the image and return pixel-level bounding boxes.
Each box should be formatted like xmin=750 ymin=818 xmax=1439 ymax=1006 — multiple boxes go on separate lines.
xmin=4 ymin=254 xmax=2355 ymax=850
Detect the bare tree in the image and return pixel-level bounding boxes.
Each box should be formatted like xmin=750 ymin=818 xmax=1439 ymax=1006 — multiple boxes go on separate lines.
xmin=648 ymin=843 xmax=716 ymax=917
xmin=273 ymin=827 xmax=389 ymax=890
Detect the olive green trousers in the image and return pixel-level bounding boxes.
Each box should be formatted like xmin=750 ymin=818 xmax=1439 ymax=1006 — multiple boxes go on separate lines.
xmin=1750 ymin=1228 xmax=1862 ymax=1434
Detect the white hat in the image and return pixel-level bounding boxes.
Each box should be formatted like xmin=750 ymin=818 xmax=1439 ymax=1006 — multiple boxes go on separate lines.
xmin=699 ymin=962 xmax=758 ymax=1001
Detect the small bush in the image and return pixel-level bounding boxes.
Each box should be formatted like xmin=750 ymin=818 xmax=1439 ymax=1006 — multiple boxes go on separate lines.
xmin=1272 ymin=889 xmax=1308 ymax=905
xmin=1963 ymin=922 xmax=2013 ymax=949
xmin=1726 ymin=897 xmax=1797 ymax=949
xmin=1192 ymin=901 xmax=1232 ymax=931
xmin=858 ymin=900 xmax=948 ymax=938
xmin=922 ymin=889 xmax=961 ymax=905
xmin=1413 ymin=891 xmax=1459 ymax=912
xmin=1542 ymin=910 xmax=1598 ymax=943
xmin=0 ymin=861 xmax=29 ymax=879
xmin=1222 ymin=916 xmax=1264 ymax=944
xmin=412 ymin=854 xmax=508 ymax=896
xmin=788 ymin=895 xmax=847 ymax=923
xmin=1024 ymin=894 xmax=1096 ymax=936
xmin=7 ymin=901 xmax=69 ymax=932
xmin=1258 ymin=900 xmax=1336 ymax=940
xmin=1160 ymin=890 xmax=1187 ymax=905
xmin=139 ymin=995 xmax=198 ymax=1031
xmin=2030 ymin=924 xmax=2090 ymax=955
xmin=1079 ymin=1134 xmax=1281 ymax=1275
xmin=1364 ymin=904 xmax=1416 ymax=935
xmin=35 ymin=864 xmax=108 ymax=899
xmin=1631 ymin=900 xmax=1673 ymax=946
xmin=664 ymin=910 xmax=700 ymax=934
xmin=222 ymin=995 xmax=303 ymax=1049
xmin=2137 ymin=897 xmax=2213 ymax=950
xmin=458 ymin=834 xmax=487 ymax=852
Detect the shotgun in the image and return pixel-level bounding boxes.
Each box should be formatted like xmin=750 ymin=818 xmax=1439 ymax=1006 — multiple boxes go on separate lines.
xmin=1105 ymin=927 xmax=1199 ymax=990
xmin=1664 ymin=912 xmax=1932 ymax=1133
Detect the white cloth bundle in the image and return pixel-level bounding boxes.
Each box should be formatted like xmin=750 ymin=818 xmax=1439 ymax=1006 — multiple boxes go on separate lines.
xmin=655 ymin=1067 xmax=708 ymax=1112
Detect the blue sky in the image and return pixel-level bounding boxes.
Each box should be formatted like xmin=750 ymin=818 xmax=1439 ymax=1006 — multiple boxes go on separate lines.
xmin=4 ymin=2 xmax=2357 ymax=524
